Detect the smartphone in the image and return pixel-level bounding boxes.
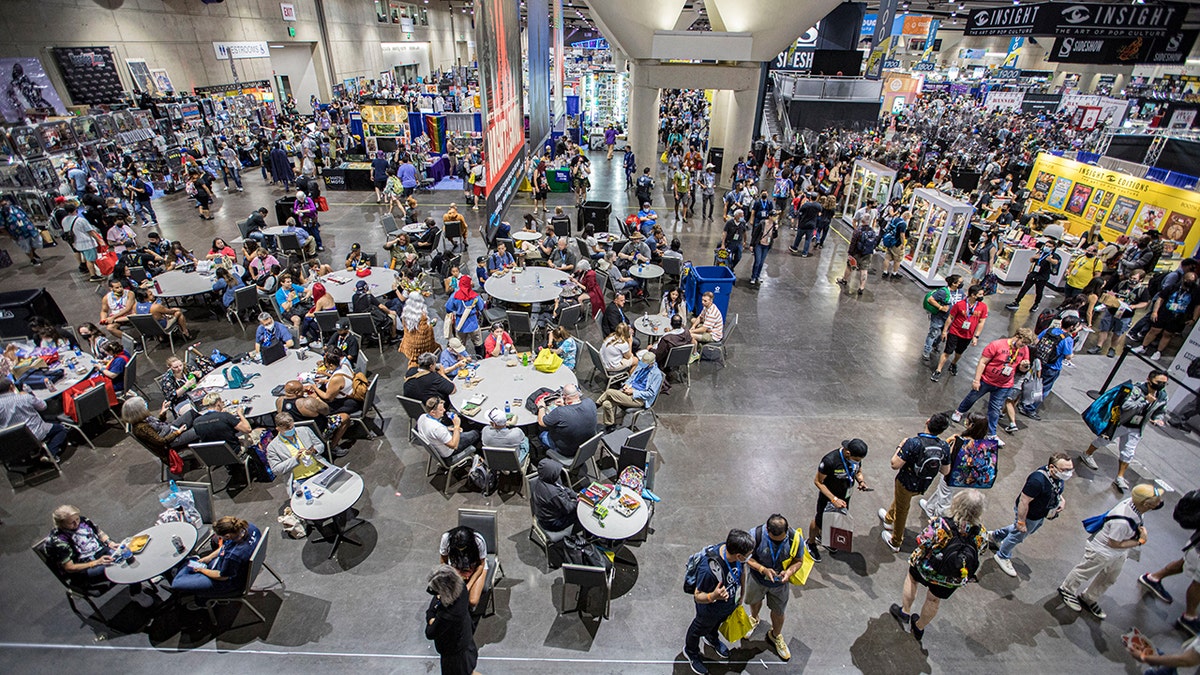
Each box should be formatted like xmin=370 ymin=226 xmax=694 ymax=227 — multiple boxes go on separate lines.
xmin=187 ymin=559 xmax=205 ymax=570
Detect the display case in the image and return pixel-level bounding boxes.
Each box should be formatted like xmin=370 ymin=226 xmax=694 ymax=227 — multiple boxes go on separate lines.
xmin=992 ymin=242 xmax=1072 ymax=288
xmin=581 ymin=70 xmax=627 ymax=130
xmin=901 ymin=188 xmax=975 ymax=287
xmin=842 ymin=159 xmax=896 ymax=221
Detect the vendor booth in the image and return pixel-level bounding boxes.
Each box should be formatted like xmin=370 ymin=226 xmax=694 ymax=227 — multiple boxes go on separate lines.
xmin=901 ymin=188 xmax=975 ymax=287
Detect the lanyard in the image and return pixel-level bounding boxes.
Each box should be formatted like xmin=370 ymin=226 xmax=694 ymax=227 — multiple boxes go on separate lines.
xmin=965 ymin=301 xmax=979 ymax=318
xmin=764 ymin=532 xmax=785 ymax=564
xmin=279 ymin=433 xmax=304 ymax=455
xmin=1006 ymin=342 xmax=1021 ymax=364
xmin=839 ymin=452 xmax=859 ymax=480
xmin=723 ymin=549 xmax=742 ymax=588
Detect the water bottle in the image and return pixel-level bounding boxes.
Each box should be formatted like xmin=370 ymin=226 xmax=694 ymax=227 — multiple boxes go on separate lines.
xmin=169 ymin=479 xmax=179 ymax=494
xmin=504 ymin=400 xmax=511 ymax=417
xmin=536 ymin=271 xmax=541 ymax=287
xmin=300 ymin=449 xmax=313 ymax=467
xmin=171 ymin=535 xmax=185 ymax=554
xmin=303 ymin=486 xmax=313 ymax=504
xmin=74 ymin=347 xmax=82 ymax=360
xmin=154 ymin=279 xmax=162 ymax=294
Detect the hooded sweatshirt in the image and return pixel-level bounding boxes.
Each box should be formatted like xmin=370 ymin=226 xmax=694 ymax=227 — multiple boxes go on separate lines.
xmin=532 ymin=459 xmax=577 ymax=533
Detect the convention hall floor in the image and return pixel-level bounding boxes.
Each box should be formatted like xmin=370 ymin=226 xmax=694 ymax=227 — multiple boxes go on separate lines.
xmin=0 ymin=152 xmax=1195 ymax=674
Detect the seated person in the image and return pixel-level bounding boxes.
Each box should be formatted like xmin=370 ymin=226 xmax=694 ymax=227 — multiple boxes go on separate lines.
xmin=133 ymin=288 xmax=192 ymax=339
xmin=582 ymin=225 xmax=606 ymax=260
xmin=244 ymin=240 xmax=279 ymax=282
xmin=442 ymin=263 xmax=462 ymax=296
xmin=384 ymin=232 xmax=417 ymax=269
xmin=34 ymin=324 xmax=71 ymax=350
xmin=532 ymin=458 xmax=579 ymax=540
xmin=99 ymin=278 xmax=135 ymax=339
xmin=256 ymin=263 xmax=281 ymax=300
xmin=207 ymin=237 xmax=236 ymax=261
xmin=301 ymin=282 xmax=335 ymax=342
xmin=212 ymin=267 xmax=246 ymax=309
xmin=483 ymin=322 xmax=515 ymax=358
xmin=487 ymin=242 xmax=515 ymax=275
xmin=254 ymin=312 xmax=295 ymax=354
xmin=76 ymin=322 xmax=110 ymax=358
xmin=494 ymin=219 xmax=512 ymax=241
xmin=637 ymin=203 xmax=658 ymax=234
xmin=537 ymin=226 xmax=558 ymax=260
xmin=345 ymin=242 xmax=367 ymax=269
xmin=414 ymin=217 xmax=440 ymax=254
xmin=274 ymin=272 xmax=312 ymax=336
xmin=600 ymin=323 xmax=637 ymax=373
xmin=167 ymin=243 xmax=197 ymax=271
xmin=442 ymin=204 xmax=468 ymax=249
xmin=351 ymin=280 xmax=400 ymax=342
xmin=618 ymin=230 xmax=652 ymax=269
xmin=276 ymin=380 xmax=330 ymax=429
xmin=482 ymin=407 xmax=530 ymax=464
xmin=0 ymin=378 xmax=69 ymax=458
xmin=439 ymin=337 xmax=473 ymax=373
xmin=325 ymin=318 xmax=361 ymax=364
xmin=311 ymin=351 xmax=361 ymax=452
xmin=123 ymin=396 xmax=197 ymax=467
xmin=690 ymin=291 xmax=725 ymax=345
xmin=242 ymin=207 xmax=269 ymax=243
xmin=597 ymin=350 xmax=664 ymax=431
xmin=404 ymin=352 xmax=456 ymax=405
xmin=550 ymin=206 xmax=571 ymax=234
xmin=281 ymin=217 xmax=317 ymax=256
xmin=100 ymin=341 xmax=131 ymax=394
xmin=652 ymin=314 xmax=697 ymax=371
xmin=417 ymin=397 xmax=480 ymax=459
xmin=169 ymin=516 xmax=261 ymax=599
xmin=159 ymin=355 xmax=203 ymax=407
xmin=548 ymin=237 xmax=578 ymax=273
xmin=44 ymin=505 xmax=119 ymax=586
xmin=604 ymin=261 xmax=641 ymax=296
xmin=547 ymin=326 xmax=579 ymax=370
xmin=192 ymin=392 xmax=252 ymax=449
xmin=266 ymin=412 xmax=326 ymax=482
xmin=439 ymin=525 xmax=488 ymax=609
xmin=144 ymin=230 xmax=172 ymax=258
xmin=647 ymin=226 xmax=668 ymax=261
xmin=299 ymin=258 xmax=335 ymax=282
xmin=662 ymin=237 xmax=684 ymax=262
xmin=536 ymin=384 xmax=597 ymax=458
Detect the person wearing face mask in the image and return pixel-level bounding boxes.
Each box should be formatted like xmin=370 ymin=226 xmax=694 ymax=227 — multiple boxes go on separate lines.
xmin=683 ymin=529 xmax=755 ymax=675
xmin=1058 ymin=483 xmax=1164 ymax=619
xmin=1019 ymin=315 xmax=1081 ymax=421
xmin=987 ymin=453 xmax=1073 ymax=578
xmin=1080 ymin=370 xmax=1171 ymax=493
xmin=266 ymin=412 xmax=327 ymax=483
xmin=1088 ymin=270 xmax=1150 ymax=358
xmin=1005 ymin=238 xmax=1062 ymax=312
xmin=1131 ymin=272 xmax=1200 ymax=362
xmin=931 ymin=284 xmax=988 ymax=382
xmin=1065 ymin=245 xmax=1104 ymax=299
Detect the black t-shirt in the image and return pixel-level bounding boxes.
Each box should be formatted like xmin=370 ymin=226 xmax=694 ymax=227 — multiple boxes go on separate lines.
xmin=1018 ymin=468 xmax=1063 ymax=521
xmin=723 ymin=218 xmax=747 ymax=244
xmin=896 ymin=433 xmax=951 ymax=493
xmin=403 ymin=367 xmax=455 ymax=405
xmin=192 ymin=410 xmax=241 ymax=447
xmin=817 ymin=449 xmax=856 ymax=498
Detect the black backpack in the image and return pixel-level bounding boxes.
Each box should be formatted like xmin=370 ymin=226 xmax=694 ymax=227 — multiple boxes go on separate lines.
xmin=913 ymin=442 xmax=945 ymax=483
xmin=928 ymin=520 xmax=980 ymax=581
xmin=855 ymin=228 xmax=880 ymax=256
xmin=1174 ymin=489 xmax=1200 ymax=531
xmin=1034 ymin=330 xmax=1066 ymax=365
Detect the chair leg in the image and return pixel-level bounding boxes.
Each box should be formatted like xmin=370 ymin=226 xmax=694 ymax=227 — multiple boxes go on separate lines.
xmin=261 ymin=562 xmax=286 ymax=590
xmin=241 ymin=597 xmax=267 ymax=624
xmin=64 ymin=423 xmax=94 ymax=449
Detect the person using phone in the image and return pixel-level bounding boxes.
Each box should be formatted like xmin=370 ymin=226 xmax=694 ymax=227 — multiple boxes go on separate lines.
xmin=807 ymin=439 xmax=870 ymax=562
xmin=684 ymin=529 xmax=755 ymax=675
xmin=266 ymin=412 xmax=327 ymax=483
xmin=169 ymin=516 xmax=261 ymax=599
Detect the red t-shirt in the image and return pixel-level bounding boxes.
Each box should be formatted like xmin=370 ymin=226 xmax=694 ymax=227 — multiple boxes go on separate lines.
xmin=980 ymin=338 xmax=1029 ymax=388
xmin=947 ymin=299 xmax=988 ymax=339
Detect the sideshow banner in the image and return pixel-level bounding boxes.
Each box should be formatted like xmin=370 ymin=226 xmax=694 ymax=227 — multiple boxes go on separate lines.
xmin=477 ymin=0 xmax=527 ymax=230
xmin=1167 ymin=319 xmax=1200 ymax=415
xmin=126 ymin=58 xmax=155 ymax=94
xmin=1025 ymin=152 xmax=1200 ymax=256
xmin=51 ymin=47 xmax=124 ymax=105
xmin=0 ymin=58 xmax=68 ymax=122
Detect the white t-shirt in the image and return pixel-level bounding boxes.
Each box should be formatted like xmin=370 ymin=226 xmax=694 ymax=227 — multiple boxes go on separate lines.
xmin=1089 ymin=498 xmax=1141 ymax=558
xmin=417 ymin=414 xmax=454 ymax=458
xmin=600 ymin=339 xmax=629 ymax=371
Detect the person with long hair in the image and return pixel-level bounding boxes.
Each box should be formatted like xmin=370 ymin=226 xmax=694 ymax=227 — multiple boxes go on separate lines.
xmin=600 ymin=323 xmax=636 ymax=374
xmin=920 ymin=412 xmax=996 ymax=519
xmin=169 ymin=516 xmax=262 ymax=599
xmin=438 ymin=526 xmax=488 ymax=609
xmin=548 ymin=325 xmax=579 ymax=370
xmin=659 ymin=285 xmax=687 ymax=324
xmin=424 ymin=565 xmax=480 ymax=675
xmin=572 ymin=259 xmax=605 ymax=317
xmin=444 ymin=276 xmax=483 ymax=357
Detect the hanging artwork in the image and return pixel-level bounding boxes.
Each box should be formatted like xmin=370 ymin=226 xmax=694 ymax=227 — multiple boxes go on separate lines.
xmin=0 ymin=57 xmax=68 ymax=122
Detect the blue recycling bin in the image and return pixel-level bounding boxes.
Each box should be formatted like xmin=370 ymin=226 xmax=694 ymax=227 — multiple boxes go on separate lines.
xmin=683 ymin=264 xmax=735 ymax=317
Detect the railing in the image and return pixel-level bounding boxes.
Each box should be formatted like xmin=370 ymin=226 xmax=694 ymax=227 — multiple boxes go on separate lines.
xmin=771 ymin=72 xmax=883 ymax=102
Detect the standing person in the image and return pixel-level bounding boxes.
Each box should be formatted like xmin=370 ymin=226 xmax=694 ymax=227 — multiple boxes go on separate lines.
xmin=1138 ymin=518 xmax=1200 ymax=636
xmin=720 ymin=209 xmax=748 ymax=272
xmin=1079 ymin=370 xmax=1170 ymax=493
xmin=65 ymin=201 xmax=104 ymax=281
xmin=807 ymin=439 xmax=870 ymax=562
xmin=444 ymin=276 xmax=484 ymax=357
xmin=1020 ymin=316 xmax=1080 ymax=421
xmin=920 ymin=412 xmax=996 ymax=520
xmin=219 ymin=142 xmax=243 ymax=191
xmin=743 ymin=515 xmax=805 ymax=661
xmin=921 ymin=274 xmax=964 ymax=363
xmin=635 ymin=167 xmax=655 ymax=207
xmin=1064 ymin=245 xmax=1103 ymax=298
xmin=879 ymin=413 xmax=952 ymax=552
xmin=672 ymin=164 xmax=692 ymax=222
xmin=787 ymin=193 xmax=822 ymax=257
xmin=1131 ymin=272 xmax=1200 ymax=362
xmin=950 ymin=328 xmax=1035 ymax=441
xmin=623 ymin=146 xmax=637 ymax=189
xmin=879 ymin=207 xmax=910 ymax=279
xmin=1004 ymin=239 xmax=1062 ymax=312
xmin=683 ymin=529 xmax=755 ymax=675
xmin=0 ymin=196 xmax=43 ymax=266
xmin=128 ymin=171 xmax=158 ymax=226
xmin=931 ymin=283 xmax=988 ymax=382
xmin=698 ymin=164 xmax=716 ymax=222
xmin=748 ymin=214 xmax=778 ymax=285
xmin=1058 ymin=484 xmax=1164 ymax=619
xmin=838 ymin=215 xmax=879 ymax=296
xmin=889 ymin=489 xmax=988 ymax=642
xmin=424 ymin=565 xmax=480 ymax=675
xmin=603 ymin=124 xmax=617 ymax=161
xmin=1087 ymin=270 xmax=1149 ymax=358
xmin=987 ymin=453 xmax=1072 ymax=578
xmin=370 ymin=151 xmax=390 ymax=203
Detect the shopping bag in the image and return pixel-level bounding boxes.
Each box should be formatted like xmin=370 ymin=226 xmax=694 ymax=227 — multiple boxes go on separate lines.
xmin=60 ymin=375 xmax=118 ymax=422
xmin=718 ymin=605 xmax=755 ymax=644
xmin=1022 ymin=374 xmax=1044 ymax=408
xmin=533 ymin=348 xmax=563 ymax=373
xmin=821 ymin=506 xmax=855 ymax=553
xmin=95 ymin=248 xmax=118 ymax=276
xmin=981 ymin=273 xmax=999 ymax=296
xmin=316 ymin=196 xmax=329 ymax=212
xmin=781 ymin=528 xmax=815 ymax=585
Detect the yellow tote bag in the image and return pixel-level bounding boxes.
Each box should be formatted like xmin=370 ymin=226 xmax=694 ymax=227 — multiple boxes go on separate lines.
xmin=533 ymin=348 xmax=563 ymax=373
xmin=718 ymin=605 xmax=754 ymax=644
xmin=781 ymin=529 xmax=815 ymax=586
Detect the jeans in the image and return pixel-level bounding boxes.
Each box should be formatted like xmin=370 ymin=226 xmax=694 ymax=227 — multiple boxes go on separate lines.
xmin=702 ymin=193 xmax=714 ymax=219
xmin=685 ymin=605 xmax=732 ymax=659
xmin=956 ymin=382 xmax=1012 ymax=437
xmin=132 ymin=199 xmax=157 ymax=225
xmin=993 ymin=510 xmax=1046 ymax=560
xmin=1024 ymin=367 xmax=1061 ymax=413
xmin=222 ymin=166 xmax=243 ymax=189
xmin=751 ymin=244 xmax=771 ymax=281
xmin=815 ymin=221 xmax=830 ymax=246
xmin=539 ymin=431 xmax=569 ymax=457
xmin=923 ymin=314 xmax=947 ymax=357
xmin=303 ymin=221 xmax=323 ymax=249
xmin=42 ymin=423 xmax=68 ymax=457
xmin=726 ymin=241 xmax=743 ymax=270
xmin=791 ymin=227 xmax=815 ymax=253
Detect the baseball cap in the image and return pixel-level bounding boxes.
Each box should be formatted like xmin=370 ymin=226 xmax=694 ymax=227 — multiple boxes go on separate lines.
xmin=487 ymin=408 xmax=508 ymax=426
xmin=841 ymin=439 xmax=869 ymax=457
xmin=335 ymin=318 xmax=350 ymax=330
xmin=356 ymin=280 xmax=368 ymax=290
xmin=447 ymin=337 xmax=465 ymax=351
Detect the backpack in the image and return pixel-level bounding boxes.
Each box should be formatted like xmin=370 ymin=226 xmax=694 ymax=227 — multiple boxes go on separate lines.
xmin=467 ymin=456 xmax=497 ymax=494
xmin=881 ymin=218 xmax=904 ymax=248
xmin=349 ymin=371 xmax=370 ymax=401
xmin=946 ymin=437 xmax=999 ymax=488
xmin=854 ymin=228 xmax=879 ymax=256
xmin=1174 ymin=489 xmax=1200 ymax=530
xmin=1033 ymin=307 xmax=1058 ymax=335
xmin=912 ymin=441 xmax=946 ymax=485
xmin=1082 ymin=511 xmax=1139 ymax=536
xmin=923 ymin=287 xmax=950 ymax=314
xmin=927 ymin=520 xmax=980 ymax=581
xmin=1034 ymin=330 xmax=1066 ymax=366
xmin=683 ymin=547 xmax=721 ymax=594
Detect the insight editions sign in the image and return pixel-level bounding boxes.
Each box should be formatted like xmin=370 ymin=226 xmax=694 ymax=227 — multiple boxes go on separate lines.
xmin=965 ymin=2 xmax=1186 ymax=38
xmin=1049 ymin=30 xmax=1198 ymax=65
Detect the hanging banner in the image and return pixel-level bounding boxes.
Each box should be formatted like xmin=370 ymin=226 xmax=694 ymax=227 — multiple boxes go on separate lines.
xmin=984 ymin=90 xmax=1025 ymax=111
xmin=966 ymin=2 xmax=1186 ymax=38
xmin=212 ymin=41 xmax=271 ymax=60
xmin=526 ymin=0 xmax=551 ymax=150
xmin=1057 ymin=94 xmax=1129 ymax=126
xmin=866 ymin=0 xmax=900 ymax=79
xmin=476 ymin=0 xmax=526 ymax=229
xmin=0 ymin=58 xmax=68 ymax=122
xmin=1049 ymin=30 xmax=1198 ymax=65
xmin=552 ymin=0 xmax=565 ymax=119
xmin=50 ymin=47 xmax=125 ymax=105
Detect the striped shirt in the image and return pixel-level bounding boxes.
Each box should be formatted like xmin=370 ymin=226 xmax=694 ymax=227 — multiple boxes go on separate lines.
xmin=699 ymin=303 xmax=723 ymax=341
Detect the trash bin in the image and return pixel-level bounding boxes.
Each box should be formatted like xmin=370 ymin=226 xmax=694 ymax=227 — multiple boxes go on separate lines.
xmin=274 ymin=196 xmax=294 ymax=226
xmin=682 ymin=264 xmax=736 ymax=317
xmin=579 ymin=200 xmax=611 ymax=233
xmin=707 ymin=147 xmax=724 ymax=178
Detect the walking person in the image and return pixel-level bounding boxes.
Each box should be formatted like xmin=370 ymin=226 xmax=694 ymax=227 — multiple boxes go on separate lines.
xmin=950 ymin=328 xmax=1035 ymax=441
xmin=879 ymin=207 xmax=911 ymax=279
xmin=889 ymin=489 xmax=988 ymax=642
xmin=1079 ymin=370 xmax=1170 ymax=493
xmin=807 ymin=439 xmax=870 ymax=561
xmin=1058 ymin=484 xmax=1164 ymax=619
xmin=743 ymin=515 xmax=805 ymax=661
xmin=720 ymin=209 xmax=748 ymax=272
xmin=787 ymin=193 xmax=821 ymax=257
xmin=699 ymin=164 xmax=716 ymax=221
xmin=1019 ymin=316 xmax=1080 ymax=421
xmin=1005 ymin=239 xmax=1062 ymax=312
xmin=931 ymin=284 xmax=989 ymax=382
xmin=837 ymin=216 xmax=879 ymax=296
xmin=920 ymin=412 xmax=997 ymax=520
xmin=879 ymin=413 xmax=952 ymax=552
xmin=1138 ymin=514 xmax=1200 ymax=636
xmin=683 ymin=529 xmax=754 ymax=675
xmin=424 ymin=565 xmax=480 ymax=675
xmin=748 ymin=214 xmax=778 ymax=285
xmin=921 ymin=275 xmax=964 ymax=363
xmin=988 ymin=453 xmax=1072 ymax=578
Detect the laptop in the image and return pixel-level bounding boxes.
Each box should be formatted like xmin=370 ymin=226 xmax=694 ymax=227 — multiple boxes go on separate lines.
xmin=261 ymin=340 xmax=287 ymax=366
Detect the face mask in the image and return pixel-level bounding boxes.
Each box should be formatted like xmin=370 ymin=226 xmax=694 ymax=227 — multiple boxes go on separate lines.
xmin=1149 ymin=381 xmax=1167 ymax=391
xmin=1056 ymin=469 xmax=1074 ymax=481
xmin=283 ymin=429 xmax=297 ymax=437
xmin=1085 ymin=252 xmax=1095 ymax=258
xmin=1041 ymin=246 xmax=1052 ymax=254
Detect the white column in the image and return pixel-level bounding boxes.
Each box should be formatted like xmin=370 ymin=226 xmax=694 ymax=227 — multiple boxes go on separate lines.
xmin=627 ymin=62 xmax=660 ymax=175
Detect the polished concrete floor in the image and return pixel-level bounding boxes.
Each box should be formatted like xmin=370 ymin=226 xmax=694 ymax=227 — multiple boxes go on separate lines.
xmin=0 ymin=151 xmax=1196 ymax=674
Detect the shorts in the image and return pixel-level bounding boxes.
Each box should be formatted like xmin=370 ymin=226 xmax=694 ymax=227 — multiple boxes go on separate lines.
xmin=908 ymin=565 xmax=957 ymax=600
xmin=943 ymin=332 xmax=973 ymax=355
xmin=14 ymin=236 xmax=39 ymax=255
xmin=473 ymin=184 xmax=484 ymax=197
xmin=885 ymin=244 xmax=905 ymax=263
xmin=373 ymin=178 xmax=386 ymax=190
xmin=1184 ymin=544 xmax=1200 ymax=583
xmin=328 ymin=398 xmax=362 ymax=416
xmin=1098 ymin=312 xmax=1132 ymax=335
xmin=695 ymin=332 xmax=717 ymax=344
xmin=743 ymin=573 xmax=790 ymax=613
xmin=1092 ymin=425 xmax=1141 ymax=463
xmin=79 ymin=247 xmax=98 ymax=262
xmin=1151 ymin=311 xmax=1188 ymax=334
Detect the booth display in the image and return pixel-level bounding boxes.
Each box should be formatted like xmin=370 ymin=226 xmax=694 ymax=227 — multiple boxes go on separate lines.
xmin=991 ymin=238 xmax=1071 ymax=288
xmin=842 ymin=159 xmax=896 ymax=221
xmin=359 ymin=101 xmax=411 ymax=155
xmin=580 ymin=71 xmax=627 ymax=132
xmin=901 ymin=188 xmax=975 ymax=287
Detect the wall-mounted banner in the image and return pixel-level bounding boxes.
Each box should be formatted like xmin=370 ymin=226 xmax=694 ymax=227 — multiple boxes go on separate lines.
xmin=984 ymin=90 xmax=1025 ymax=111
xmin=1049 ymin=30 xmax=1198 ymax=65
xmin=0 ymin=58 xmax=67 ymax=122
xmin=212 ymin=41 xmax=271 ymax=60
xmin=966 ymin=2 xmax=1186 ymax=38
xmin=476 ymin=0 xmax=526 ymax=230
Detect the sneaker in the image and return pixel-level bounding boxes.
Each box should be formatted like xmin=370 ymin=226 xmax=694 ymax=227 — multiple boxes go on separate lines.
xmin=836 ymin=278 xmax=847 ymax=286
xmin=1139 ymin=574 xmax=1174 ymax=604
xmin=1086 ymin=346 xmax=1101 ymax=355
xmin=1058 ymin=587 xmax=1082 ymax=612
xmin=1080 ymin=597 xmax=1106 ymax=619
xmin=930 ymin=370 xmax=942 ymax=383
xmin=881 ymin=529 xmax=900 ymax=552
xmin=993 ymin=554 xmax=1017 ymax=577
xmin=788 ymin=247 xmax=800 ymax=255
xmin=877 ymin=508 xmax=893 ymax=530
xmin=948 ymin=362 xmax=958 ymax=376
xmin=88 ymin=275 xmax=105 ymax=282
xmin=702 ymin=636 xmax=729 ymax=659
xmin=1003 ymin=422 xmax=1019 ymax=434
xmin=1079 ymin=453 xmax=1099 ymax=470
xmin=1151 ymin=351 xmax=1163 ymax=361
xmin=1107 ymin=348 xmax=1116 ymax=358
xmin=889 ymin=603 xmax=911 ymax=629
xmin=1130 ymin=345 xmax=1146 ymax=354
xmin=1018 ymin=406 xmax=1041 ymax=421
xmin=988 ymin=434 xmax=1005 ymax=448
xmin=747 ymin=615 xmax=761 ymax=634
xmin=951 ymin=410 xmax=963 ymax=423
xmin=807 ymin=542 xmax=823 ymax=563
xmin=921 ymin=352 xmax=931 ymax=362
xmin=687 ymin=653 xmax=708 ymax=675
xmin=918 ymin=498 xmax=929 ymax=514
xmin=768 ymin=631 xmax=791 ymax=660
xmin=857 ymin=288 xmax=864 ymax=296
xmin=1004 ymin=303 xmax=1020 ymax=311
xmin=1113 ymin=476 xmax=1130 ymax=493
xmin=910 ymin=613 xmax=924 ymax=642
xmin=31 ymin=258 xmax=42 ymax=266
xmin=1177 ymin=614 xmax=1200 ymax=636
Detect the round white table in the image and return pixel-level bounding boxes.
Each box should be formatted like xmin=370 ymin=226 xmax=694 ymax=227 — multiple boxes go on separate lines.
xmin=633 ymin=314 xmax=671 ymax=339
xmin=512 ymin=231 xmax=543 ymax=242
xmin=22 ymin=348 xmax=102 ymax=402
xmin=318 ymin=267 xmax=398 ymax=305
xmin=484 ymin=267 xmax=572 ymax=305
xmin=629 ymin=263 xmax=664 ymax=281
xmin=196 ymin=350 xmax=317 ymax=418
xmin=402 ymin=223 xmax=427 ymax=235
xmin=105 ymin=521 xmax=198 ymax=585
xmin=152 ymin=270 xmax=215 ymax=299
xmin=449 ymin=356 xmax=579 ymax=426
xmin=291 ymin=467 xmax=365 ymax=558
xmin=576 ymin=487 xmax=650 ymax=541
xmin=261 ymin=225 xmax=290 ymax=237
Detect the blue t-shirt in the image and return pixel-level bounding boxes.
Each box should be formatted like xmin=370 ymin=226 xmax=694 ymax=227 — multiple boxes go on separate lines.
xmin=256 ymin=322 xmax=292 ymax=347
xmin=106 ymin=353 xmax=129 ymax=392
xmin=371 ymin=158 xmax=389 ymax=181
xmin=1036 ymin=327 xmax=1075 ymax=372
xmin=211 ymin=523 xmax=260 ymax=591
xmin=694 ymin=545 xmax=743 ymax=618
xmin=748 ymin=525 xmax=796 ymax=588
xmin=397 ymin=163 xmax=419 ymax=188
xmin=274 ymin=283 xmax=305 ymax=310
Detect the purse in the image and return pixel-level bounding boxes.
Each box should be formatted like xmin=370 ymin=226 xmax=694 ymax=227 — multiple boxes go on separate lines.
xmin=533 ymin=348 xmax=563 ymax=373
xmin=780 ymin=529 xmax=815 ymax=586
xmin=718 ymin=605 xmax=754 ymax=644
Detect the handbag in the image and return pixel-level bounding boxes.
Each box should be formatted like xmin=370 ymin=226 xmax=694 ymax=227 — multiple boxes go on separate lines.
xmin=316 ymin=196 xmax=329 ymax=212
xmin=533 ymin=348 xmax=563 ymax=373
xmin=95 ymin=247 xmax=118 ymax=276
xmin=718 ymin=605 xmax=754 ymax=644
xmin=780 ymin=529 xmax=816 ymax=586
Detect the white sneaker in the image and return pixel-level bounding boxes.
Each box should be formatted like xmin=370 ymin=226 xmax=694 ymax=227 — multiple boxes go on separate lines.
xmin=1130 ymin=345 xmax=1146 ymax=354
xmin=877 ymin=508 xmax=893 ymax=530
xmin=951 ymin=411 xmax=963 ymax=423
xmin=988 ymin=434 xmax=1005 ymax=448
xmin=1079 ymin=453 xmax=1099 ymax=470
xmin=1151 ymin=351 xmax=1163 ymax=361
xmin=1114 ymin=476 xmax=1130 ymax=493
xmin=918 ymin=499 xmax=929 ymax=516
xmin=881 ymin=529 xmax=901 ymax=552
xmin=993 ymin=554 xmax=1017 ymax=577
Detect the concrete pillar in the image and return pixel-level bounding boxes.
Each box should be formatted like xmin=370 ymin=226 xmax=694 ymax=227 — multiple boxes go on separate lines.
xmin=627 ymin=62 xmax=660 ymax=174
xmin=707 ymin=88 xmax=757 ymax=186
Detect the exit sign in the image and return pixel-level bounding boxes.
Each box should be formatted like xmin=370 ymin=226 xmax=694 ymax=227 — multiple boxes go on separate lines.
xmin=281 ymin=3 xmax=296 ymax=20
